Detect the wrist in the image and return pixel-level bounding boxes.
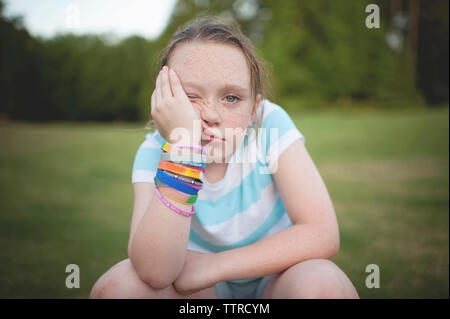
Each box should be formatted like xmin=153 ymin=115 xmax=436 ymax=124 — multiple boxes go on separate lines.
xmin=209 ymin=251 xmax=227 ymax=283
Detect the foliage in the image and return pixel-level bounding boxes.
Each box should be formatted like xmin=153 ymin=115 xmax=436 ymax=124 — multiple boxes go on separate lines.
xmin=0 ymin=0 xmax=448 ymax=121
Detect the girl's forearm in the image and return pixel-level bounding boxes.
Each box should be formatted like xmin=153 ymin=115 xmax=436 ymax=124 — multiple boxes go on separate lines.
xmin=129 ymin=193 xmax=193 ymax=289
xmin=212 ymin=223 xmax=340 ymax=283
xmin=130 ymin=143 xmax=204 ymax=288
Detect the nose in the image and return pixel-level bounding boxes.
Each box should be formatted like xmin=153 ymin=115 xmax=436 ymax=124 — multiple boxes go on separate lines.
xmin=198 ymin=99 xmax=221 ymax=126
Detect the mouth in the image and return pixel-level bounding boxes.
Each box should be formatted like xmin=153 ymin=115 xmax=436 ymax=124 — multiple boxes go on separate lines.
xmin=201 ymin=131 xmax=225 ymax=143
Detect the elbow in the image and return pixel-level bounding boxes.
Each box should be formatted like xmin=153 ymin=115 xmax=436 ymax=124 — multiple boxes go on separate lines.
xmin=128 ymin=246 xmax=177 ymax=289
xmin=139 ymin=270 xmax=174 ymax=290
xmin=129 ymin=254 xmax=176 ymax=289
xmin=327 ymin=232 xmax=340 ymax=257
xmin=325 ymin=224 xmax=340 ymax=258
xmin=316 ymin=222 xmax=340 ymax=259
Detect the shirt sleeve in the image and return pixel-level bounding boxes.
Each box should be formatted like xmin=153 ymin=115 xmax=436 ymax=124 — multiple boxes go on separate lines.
xmin=257 ymin=101 xmax=306 ymax=175
xmin=131 ymin=130 xmax=167 ymax=184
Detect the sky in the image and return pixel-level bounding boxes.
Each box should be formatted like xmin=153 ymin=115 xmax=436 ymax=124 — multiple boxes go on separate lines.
xmin=3 ymin=0 xmax=177 ymax=40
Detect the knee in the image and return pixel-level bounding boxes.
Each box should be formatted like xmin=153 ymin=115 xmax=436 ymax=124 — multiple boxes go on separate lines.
xmin=90 ymin=274 xmax=120 ymax=299
xmin=90 ymin=259 xmax=152 ymax=299
xmin=282 ymin=259 xmax=358 ymax=299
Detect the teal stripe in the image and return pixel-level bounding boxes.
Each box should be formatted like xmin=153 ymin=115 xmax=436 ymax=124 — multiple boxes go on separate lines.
xmin=152 ymin=131 xmax=167 ymax=146
xmin=132 ymin=147 xmax=161 ymax=171
xmin=193 ymin=162 xmax=273 ymax=226
xmin=260 ymin=107 xmax=297 ymax=153
xmin=190 ymin=196 xmax=288 ymax=253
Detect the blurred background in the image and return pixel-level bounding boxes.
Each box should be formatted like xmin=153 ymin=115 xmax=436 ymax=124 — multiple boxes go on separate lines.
xmin=0 ymin=0 xmax=448 ymax=298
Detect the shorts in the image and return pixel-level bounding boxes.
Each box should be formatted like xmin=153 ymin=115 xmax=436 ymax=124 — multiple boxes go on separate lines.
xmin=214 ymin=276 xmax=272 ymax=299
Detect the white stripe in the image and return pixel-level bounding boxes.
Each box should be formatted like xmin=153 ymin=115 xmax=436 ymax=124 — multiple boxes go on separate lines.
xmin=141 ymin=138 xmax=161 ymax=149
xmin=187 ymin=240 xmax=213 ymax=253
xmin=188 ymin=212 xmax=292 ymax=252
xmin=191 ymin=182 xmax=279 ymax=245
xmin=132 ymin=169 xmax=156 ymax=184
xmin=267 ymin=128 xmax=304 ymax=174
xmin=198 ymin=146 xmax=258 ymax=201
xmin=262 ymin=213 xmax=293 ymax=238
xmin=259 ymin=99 xmax=278 ymax=120
xmin=199 ymin=127 xmax=267 ymax=201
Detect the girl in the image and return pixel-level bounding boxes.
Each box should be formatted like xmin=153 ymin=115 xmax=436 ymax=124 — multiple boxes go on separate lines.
xmin=90 ymin=17 xmax=359 ymax=299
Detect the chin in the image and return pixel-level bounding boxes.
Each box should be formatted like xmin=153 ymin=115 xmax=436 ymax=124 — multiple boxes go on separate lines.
xmin=203 ymin=140 xmax=236 ymax=164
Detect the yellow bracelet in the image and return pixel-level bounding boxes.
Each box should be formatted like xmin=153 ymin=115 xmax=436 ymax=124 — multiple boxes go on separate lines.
xmin=158 ymin=187 xmax=192 ymax=205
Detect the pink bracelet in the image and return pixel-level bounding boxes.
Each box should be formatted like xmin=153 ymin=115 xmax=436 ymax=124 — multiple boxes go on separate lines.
xmin=155 ymin=185 xmax=195 ymax=217
xmin=162 ymin=142 xmax=206 ymax=155
xmin=173 ymin=142 xmax=206 ymax=154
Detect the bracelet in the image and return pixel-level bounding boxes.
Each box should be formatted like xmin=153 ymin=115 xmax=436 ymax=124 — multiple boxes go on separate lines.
xmin=161 ymin=142 xmax=206 ymax=155
xmin=155 ymin=171 xmax=199 ymax=195
xmin=158 ymin=161 xmax=202 ymax=180
xmin=179 ymin=179 xmax=202 ymax=190
xmin=154 ymin=178 xmax=198 ymax=203
xmin=160 ymin=152 xmax=206 ymax=167
xmin=155 ymin=185 xmax=195 ymax=217
xmin=159 ymin=186 xmax=196 ymax=205
xmin=178 ymin=162 xmax=205 ymax=173
xmin=163 ymin=170 xmax=203 ymax=186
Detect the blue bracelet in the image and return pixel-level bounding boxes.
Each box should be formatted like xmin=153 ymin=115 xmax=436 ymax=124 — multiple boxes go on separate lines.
xmin=155 ymin=169 xmax=199 ymax=195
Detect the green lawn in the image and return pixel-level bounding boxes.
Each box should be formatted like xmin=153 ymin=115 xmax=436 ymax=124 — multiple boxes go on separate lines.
xmin=0 ymin=106 xmax=448 ymax=299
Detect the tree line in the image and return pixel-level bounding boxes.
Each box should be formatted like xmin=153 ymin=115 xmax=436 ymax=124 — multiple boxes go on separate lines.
xmin=0 ymin=0 xmax=447 ymax=122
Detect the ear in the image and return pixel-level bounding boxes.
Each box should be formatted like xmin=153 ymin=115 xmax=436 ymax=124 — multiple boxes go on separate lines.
xmin=249 ymin=94 xmax=262 ymax=128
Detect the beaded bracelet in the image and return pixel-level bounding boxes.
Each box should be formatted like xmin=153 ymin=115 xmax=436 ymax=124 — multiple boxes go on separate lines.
xmin=157 ymin=161 xmax=202 ymax=180
xmin=155 ymin=185 xmax=195 ymax=217
xmin=155 ymin=170 xmax=199 ymax=195
xmin=161 ymin=142 xmax=206 ymax=155
xmin=157 ymin=170 xmax=202 ymax=191
xmin=179 ymin=178 xmax=202 ymax=190
xmin=154 ymin=177 xmax=198 ymax=203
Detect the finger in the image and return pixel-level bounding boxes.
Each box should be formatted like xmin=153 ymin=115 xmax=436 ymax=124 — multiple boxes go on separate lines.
xmin=169 ymin=68 xmax=186 ymax=98
xmin=161 ymin=66 xmax=173 ymax=98
xmin=156 ymin=70 xmax=163 ymax=103
xmin=151 ymin=89 xmax=156 ymax=114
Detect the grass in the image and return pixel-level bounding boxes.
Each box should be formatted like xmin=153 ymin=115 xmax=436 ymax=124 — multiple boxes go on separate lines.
xmin=0 ymin=106 xmax=448 ymax=299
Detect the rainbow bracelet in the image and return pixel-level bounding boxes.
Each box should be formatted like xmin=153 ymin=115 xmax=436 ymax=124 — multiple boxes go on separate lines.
xmin=161 ymin=142 xmax=206 ymax=155
xmin=158 ymin=161 xmax=202 ymax=180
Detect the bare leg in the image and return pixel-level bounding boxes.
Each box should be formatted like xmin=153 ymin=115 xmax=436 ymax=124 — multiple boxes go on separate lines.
xmin=262 ymin=259 xmax=359 ymax=299
xmin=90 ymin=259 xmax=218 ymax=299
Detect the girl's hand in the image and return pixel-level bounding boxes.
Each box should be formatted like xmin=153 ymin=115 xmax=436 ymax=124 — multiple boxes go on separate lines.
xmin=151 ymin=66 xmax=201 ymax=144
xmin=173 ymin=250 xmax=218 ymax=295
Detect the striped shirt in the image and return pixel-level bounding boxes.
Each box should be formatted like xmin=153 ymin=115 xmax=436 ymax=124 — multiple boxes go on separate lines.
xmin=132 ymin=99 xmax=306 ymax=282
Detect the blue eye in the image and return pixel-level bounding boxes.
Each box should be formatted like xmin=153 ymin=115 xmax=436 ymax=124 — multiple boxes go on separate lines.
xmin=225 ymin=95 xmax=240 ymax=103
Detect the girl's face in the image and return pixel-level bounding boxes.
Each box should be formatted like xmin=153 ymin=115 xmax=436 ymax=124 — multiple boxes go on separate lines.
xmin=168 ymin=41 xmax=261 ymax=162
